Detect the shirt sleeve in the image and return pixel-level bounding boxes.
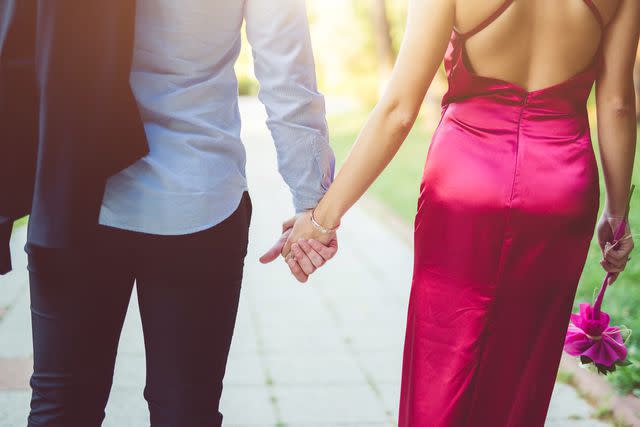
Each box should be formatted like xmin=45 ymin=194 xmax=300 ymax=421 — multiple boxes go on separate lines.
xmin=245 ymin=0 xmax=335 ymax=213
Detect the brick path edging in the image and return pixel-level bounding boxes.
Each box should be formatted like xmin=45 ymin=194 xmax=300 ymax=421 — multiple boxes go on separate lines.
xmin=559 ymin=354 xmax=640 ymax=426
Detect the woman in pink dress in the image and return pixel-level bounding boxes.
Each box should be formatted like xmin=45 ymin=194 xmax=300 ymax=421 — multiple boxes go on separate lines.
xmin=282 ymin=0 xmax=638 ymax=425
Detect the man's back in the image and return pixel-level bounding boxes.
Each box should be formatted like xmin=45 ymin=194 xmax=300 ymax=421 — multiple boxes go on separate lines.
xmin=100 ymin=0 xmax=335 ymax=235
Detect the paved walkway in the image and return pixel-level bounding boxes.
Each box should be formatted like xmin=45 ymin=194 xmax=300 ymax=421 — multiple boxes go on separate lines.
xmin=0 ymin=98 xmax=610 ymax=426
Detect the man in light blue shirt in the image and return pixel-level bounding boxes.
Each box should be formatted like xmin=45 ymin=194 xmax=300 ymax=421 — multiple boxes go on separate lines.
xmin=24 ymin=1 xmax=336 ymax=426
xmin=100 ymin=0 xmax=334 ymax=234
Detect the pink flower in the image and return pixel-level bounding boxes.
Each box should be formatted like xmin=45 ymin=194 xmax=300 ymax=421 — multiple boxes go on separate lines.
xmin=564 ymin=303 xmax=628 ymax=373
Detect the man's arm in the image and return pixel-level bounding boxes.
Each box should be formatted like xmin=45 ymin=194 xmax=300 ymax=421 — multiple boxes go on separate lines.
xmin=245 ymin=0 xmax=335 ymax=213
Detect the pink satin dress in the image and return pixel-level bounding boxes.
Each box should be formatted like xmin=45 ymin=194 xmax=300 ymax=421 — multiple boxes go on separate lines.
xmin=399 ymin=1 xmax=603 ymax=426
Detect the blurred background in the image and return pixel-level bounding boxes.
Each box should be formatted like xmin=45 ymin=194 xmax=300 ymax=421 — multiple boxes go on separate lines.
xmin=237 ymin=0 xmax=444 ymax=222
xmin=237 ymin=0 xmax=640 ymax=401
xmin=1 ymin=1 xmax=640 ymax=426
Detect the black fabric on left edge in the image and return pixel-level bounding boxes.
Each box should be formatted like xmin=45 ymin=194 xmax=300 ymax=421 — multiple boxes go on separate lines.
xmin=0 ymin=0 xmax=38 ymax=276
xmin=0 ymin=218 xmax=13 ymax=274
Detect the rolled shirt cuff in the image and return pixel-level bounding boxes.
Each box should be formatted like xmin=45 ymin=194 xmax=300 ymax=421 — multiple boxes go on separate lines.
xmin=294 ymin=194 xmax=324 ymax=213
xmin=291 ymin=138 xmax=335 ymax=213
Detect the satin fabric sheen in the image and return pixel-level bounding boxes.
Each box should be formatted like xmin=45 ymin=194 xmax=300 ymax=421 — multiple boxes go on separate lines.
xmin=398 ymin=26 xmax=601 ymax=426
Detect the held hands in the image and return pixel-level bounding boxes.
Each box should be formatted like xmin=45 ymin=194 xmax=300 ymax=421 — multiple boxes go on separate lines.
xmin=597 ymin=213 xmax=635 ymax=285
xmin=260 ymin=211 xmax=338 ymax=283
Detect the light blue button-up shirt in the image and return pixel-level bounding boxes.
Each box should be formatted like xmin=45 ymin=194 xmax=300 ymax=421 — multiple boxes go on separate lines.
xmin=99 ymin=0 xmax=335 ymax=235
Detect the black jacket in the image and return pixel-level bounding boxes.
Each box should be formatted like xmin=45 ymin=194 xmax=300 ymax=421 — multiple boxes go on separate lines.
xmin=0 ymin=0 xmax=148 ymax=274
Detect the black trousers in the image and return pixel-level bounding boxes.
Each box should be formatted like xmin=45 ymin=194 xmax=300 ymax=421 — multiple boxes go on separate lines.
xmin=26 ymin=193 xmax=252 ymax=427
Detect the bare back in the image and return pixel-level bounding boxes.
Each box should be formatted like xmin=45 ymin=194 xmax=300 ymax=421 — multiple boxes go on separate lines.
xmin=455 ymin=0 xmax=620 ymax=92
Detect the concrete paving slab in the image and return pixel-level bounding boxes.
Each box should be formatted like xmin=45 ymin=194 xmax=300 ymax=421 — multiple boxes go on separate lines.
xmin=0 ymin=391 xmax=30 ymax=427
xmin=272 ymin=384 xmax=389 ymax=425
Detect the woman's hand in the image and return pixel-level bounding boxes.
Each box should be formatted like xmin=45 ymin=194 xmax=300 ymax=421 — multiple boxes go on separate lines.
xmin=282 ymin=211 xmax=338 ymax=280
xmin=597 ymin=213 xmax=635 ymax=284
xmin=260 ymin=212 xmax=338 ymax=283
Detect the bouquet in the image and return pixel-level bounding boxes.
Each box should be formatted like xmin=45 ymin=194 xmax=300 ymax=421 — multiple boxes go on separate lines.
xmin=563 ymin=185 xmax=635 ymax=375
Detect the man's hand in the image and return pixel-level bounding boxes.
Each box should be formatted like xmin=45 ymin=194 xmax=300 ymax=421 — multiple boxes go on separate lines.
xmin=281 ymin=211 xmax=338 ymax=281
xmin=260 ymin=213 xmax=339 ymax=283
xmin=259 ymin=217 xmax=295 ymax=265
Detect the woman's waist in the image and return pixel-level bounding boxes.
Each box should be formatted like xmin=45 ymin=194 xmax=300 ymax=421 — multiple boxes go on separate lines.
xmin=438 ymin=99 xmax=592 ymax=142
xmin=443 ymin=86 xmax=591 ymax=117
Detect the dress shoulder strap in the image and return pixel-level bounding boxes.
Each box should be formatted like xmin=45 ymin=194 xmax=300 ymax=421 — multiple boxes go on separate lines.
xmin=456 ymin=0 xmax=516 ymax=39
xmin=582 ymin=0 xmax=605 ymax=29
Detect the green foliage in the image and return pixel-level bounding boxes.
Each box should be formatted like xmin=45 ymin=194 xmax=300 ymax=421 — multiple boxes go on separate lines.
xmin=238 ymin=78 xmax=259 ymax=97
xmin=556 ymin=370 xmax=575 ymax=385
xmin=593 ymin=407 xmax=614 ymax=421
xmin=233 ymin=1 xmax=413 ymax=101
xmin=14 ymin=217 xmax=27 ymax=228
xmin=329 ymin=108 xmax=430 ymax=222
xmin=309 ymin=1 xmax=409 ymax=102
xmin=235 ymin=23 xmax=260 ymax=97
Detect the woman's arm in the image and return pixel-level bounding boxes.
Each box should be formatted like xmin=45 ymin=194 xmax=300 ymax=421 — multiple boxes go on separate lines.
xmin=635 ymin=47 xmax=640 ymax=123
xmin=596 ymin=0 xmax=639 ymax=217
xmin=594 ymin=0 xmax=639 ymax=280
xmin=282 ymin=0 xmax=456 ymax=256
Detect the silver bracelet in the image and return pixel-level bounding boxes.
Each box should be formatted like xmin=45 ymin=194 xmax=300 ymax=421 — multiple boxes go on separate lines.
xmin=604 ymin=213 xmax=626 ymax=220
xmin=310 ymin=209 xmax=338 ymax=234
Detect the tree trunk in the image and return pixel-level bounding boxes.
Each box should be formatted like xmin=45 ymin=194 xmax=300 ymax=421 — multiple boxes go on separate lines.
xmin=370 ymin=0 xmax=395 ymax=91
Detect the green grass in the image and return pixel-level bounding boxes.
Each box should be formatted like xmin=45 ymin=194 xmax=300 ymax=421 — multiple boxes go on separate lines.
xmin=13 ymin=217 xmax=28 ymax=228
xmin=329 ymin=109 xmax=433 ymax=222
xmin=329 ymin=109 xmax=640 ymax=395
xmin=556 ymin=370 xmax=575 ymax=385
